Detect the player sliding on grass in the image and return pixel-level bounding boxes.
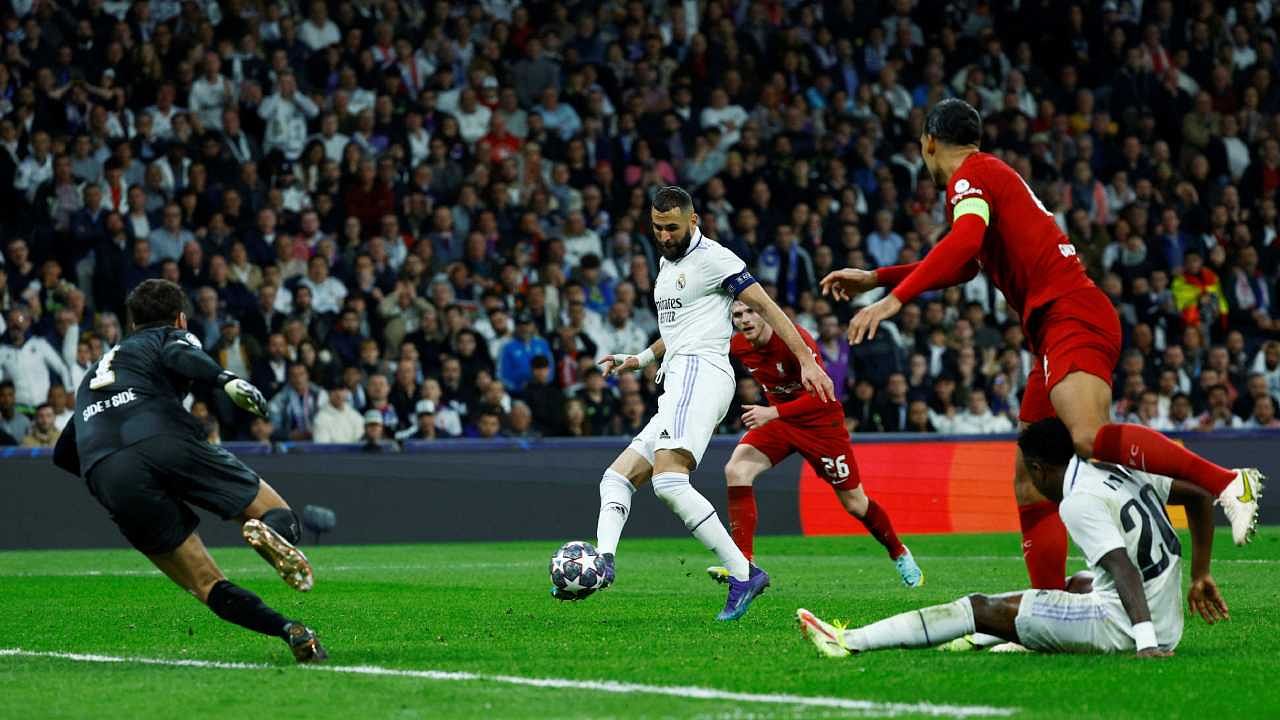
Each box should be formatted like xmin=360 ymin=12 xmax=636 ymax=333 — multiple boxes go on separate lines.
xmin=705 ymin=301 xmax=921 ymax=588
xmin=799 ymin=417 xmax=1227 ymax=657
xmin=52 ymin=279 xmax=326 ymax=663
xmin=822 ymin=98 xmax=1262 ymax=594
xmin=561 ymin=185 xmax=836 ymax=621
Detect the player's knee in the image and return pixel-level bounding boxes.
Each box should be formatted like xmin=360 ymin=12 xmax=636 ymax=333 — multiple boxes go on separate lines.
xmin=724 ymin=461 xmax=755 ymax=487
xmin=1066 ymin=570 xmax=1095 ymax=594
xmin=260 ymin=508 xmax=301 ymax=545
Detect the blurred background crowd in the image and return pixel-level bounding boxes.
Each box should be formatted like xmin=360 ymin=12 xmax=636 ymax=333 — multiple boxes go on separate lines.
xmin=3 ymin=0 xmax=1280 ymax=450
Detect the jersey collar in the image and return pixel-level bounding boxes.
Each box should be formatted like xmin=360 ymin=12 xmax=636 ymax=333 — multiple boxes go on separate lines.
xmin=677 ymin=227 xmax=705 ymax=262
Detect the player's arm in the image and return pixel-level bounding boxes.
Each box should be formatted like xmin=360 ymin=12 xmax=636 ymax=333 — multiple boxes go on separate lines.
xmin=51 ymin=419 xmax=80 ymax=476
xmin=845 ymin=204 xmax=987 ymax=345
xmin=1169 ymin=480 xmax=1228 ymax=624
xmin=601 ymin=338 xmax=665 ymax=377
xmin=161 ymin=334 xmax=269 ymax=417
xmin=1096 ymin=548 xmax=1170 ymax=658
xmin=736 ymin=282 xmax=835 ymax=402
xmin=820 ymin=259 xmax=981 ymax=302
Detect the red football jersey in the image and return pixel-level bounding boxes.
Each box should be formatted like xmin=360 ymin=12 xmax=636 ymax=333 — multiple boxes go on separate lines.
xmin=950 ymin=152 xmax=1095 ymax=320
xmin=730 ymin=324 xmax=842 ymax=426
xmin=890 ymin=152 xmax=1097 ymax=344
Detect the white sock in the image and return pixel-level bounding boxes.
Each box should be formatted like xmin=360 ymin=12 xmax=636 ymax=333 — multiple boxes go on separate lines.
xmin=845 ymin=597 xmax=976 ymax=652
xmin=651 ymin=471 xmax=750 ymax=580
xmin=595 ymin=470 xmax=634 ymax=556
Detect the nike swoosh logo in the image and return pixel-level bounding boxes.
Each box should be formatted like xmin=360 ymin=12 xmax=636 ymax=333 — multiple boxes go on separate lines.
xmin=1238 ymin=472 xmax=1255 ymax=504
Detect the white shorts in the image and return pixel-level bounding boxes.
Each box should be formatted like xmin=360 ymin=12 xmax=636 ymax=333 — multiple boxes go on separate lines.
xmin=1014 ymin=589 xmax=1181 ymax=653
xmin=627 ymin=354 xmax=733 ymax=469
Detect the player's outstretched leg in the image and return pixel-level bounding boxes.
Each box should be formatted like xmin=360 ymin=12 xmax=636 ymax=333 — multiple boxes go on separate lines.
xmin=1053 ymin=371 xmax=1262 ymax=545
xmin=149 ymin=532 xmax=327 ymax=663
xmin=238 ymin=480 xmax=313 ymax=592
xmin=834 ymin=485 xmax=921 ymax=587
xmin=559 ymin=449 xmax=650 ymax=600
xmin=651 ymin=450 xmax=768 ymax=620
xmin=798 ymin=593 xmax=1020 ymax=657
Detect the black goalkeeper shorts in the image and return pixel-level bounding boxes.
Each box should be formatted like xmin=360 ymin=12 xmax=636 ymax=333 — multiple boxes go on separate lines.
xmin=85 ymin=436 xmax=261 ymax=555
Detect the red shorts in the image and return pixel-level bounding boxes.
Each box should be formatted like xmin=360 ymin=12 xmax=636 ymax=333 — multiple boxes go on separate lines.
xmin=740 ymin=417 xmax=860 ymax=487
xmin=1019 ymin=287 xmax=1122 ymax=424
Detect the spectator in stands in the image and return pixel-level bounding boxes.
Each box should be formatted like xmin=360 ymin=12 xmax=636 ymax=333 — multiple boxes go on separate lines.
xmin=498 ymin=314 xmax=553 ymax=393
xmin=312 ymin=387 xmax=364 ymax=444
xmin=941 ymin=389 xmax=1014 ymax=435
xmin=299 ymin=255 xmax=348 ymax=316
xmin=400 ymin=400 xmax=438 ymax=441
xmin=1 ymin=307 xmax=69 ymax=409
xmin=364 ymin=373 xmax=400 ymax=433
xmin=877 ymin=373 xmax=911 ymax=432
xmin=577 ymin=366 xmax=619 ymax=436
xmin=268 ymin=363 xmax=327 ymax=441
xmin=360 ymin=410 xmax=399 ymax=452
xmin=0 ymin=380 xmax=30 ymax=442
xmin=1245 ymin=395 xmax=1280 ymax=429
xmin=904 ymin=400 xmax=936 ymax=433
xmin=47 ymin=384 xmax=72 ymax=431
xmin=503 ymin=401 xmax=538 ymax=439
xmin=148 ymin=203 xmax=195 ymax=264
xmin=472 ymin=409 xmax=503 ymax=439
xmin=1198 ymin=385 xmax=1245 ymax=430
xmin=20 ymin=403 xmax=60 ymax=448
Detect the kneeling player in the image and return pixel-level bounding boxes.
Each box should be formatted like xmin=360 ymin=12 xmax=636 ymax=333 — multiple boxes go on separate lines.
xmin=707 ymin=302 xmax=922 ymax=587
xmin=798 ymin=417 xmax=1227 ymax=657
xmin=53 ymin=279 xmax=326 ymax=663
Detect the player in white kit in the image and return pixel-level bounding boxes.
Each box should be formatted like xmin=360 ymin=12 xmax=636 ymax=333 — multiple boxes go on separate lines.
xmin=556 ymin=186 xmax=835 ymax=621
xmin=798 ymin=416 xmax=1231 ymax=655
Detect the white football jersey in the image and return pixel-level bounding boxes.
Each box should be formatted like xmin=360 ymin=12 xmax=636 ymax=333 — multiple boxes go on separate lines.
xmin=1058 ymin=457 xmax=1183 ymax=647
xmin=653 ymin=228 xmax=751 ymax=378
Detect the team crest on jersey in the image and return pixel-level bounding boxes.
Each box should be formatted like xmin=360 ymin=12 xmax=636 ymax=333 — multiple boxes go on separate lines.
xmin=676 ymin=273 xmax=686 ymax=289
xmin=776 ymin=362 xmax=785 ymax=373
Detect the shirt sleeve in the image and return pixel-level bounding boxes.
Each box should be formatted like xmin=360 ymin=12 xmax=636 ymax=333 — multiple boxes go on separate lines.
xmin=706 ymin=243 xmax=756 ymax=297
xmin=160 ymin=331 xmax=225 ymax=384
xmin=1059 ymin=492 xmax=1127 ymax=566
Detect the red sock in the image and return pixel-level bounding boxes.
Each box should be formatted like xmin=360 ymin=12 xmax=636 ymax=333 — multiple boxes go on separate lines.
xmin=727 ymin=486 xmax=757 ymax=561
xmin=1093 ymin=423 xmax=1235 ymax=494
xmin=1018 ymin=501 xmax=1067 ymax=590
xmin=859 ymin=499 xmax=906 ymax=559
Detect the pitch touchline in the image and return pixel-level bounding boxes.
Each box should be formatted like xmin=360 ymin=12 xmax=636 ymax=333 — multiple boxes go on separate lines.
xmin=0 ymin=648 xmax=1016 ymax=718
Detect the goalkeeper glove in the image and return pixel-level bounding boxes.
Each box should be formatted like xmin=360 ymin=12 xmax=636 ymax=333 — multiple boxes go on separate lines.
xmin=217 ymin=371 xmax=268 ymax=418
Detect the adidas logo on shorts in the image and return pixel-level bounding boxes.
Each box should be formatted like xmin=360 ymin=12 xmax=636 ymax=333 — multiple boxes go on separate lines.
xmin=659 ymin=430 xmax=671 ymax=439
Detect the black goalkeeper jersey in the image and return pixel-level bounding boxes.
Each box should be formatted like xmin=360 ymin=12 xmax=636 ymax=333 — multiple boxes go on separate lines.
xmin=70 ymin=325 xmax=226 ymax=475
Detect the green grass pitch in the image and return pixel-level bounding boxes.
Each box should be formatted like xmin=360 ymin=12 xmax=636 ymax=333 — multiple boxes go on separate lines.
xmin=1 ymin=530 xmax=1277 ymax=719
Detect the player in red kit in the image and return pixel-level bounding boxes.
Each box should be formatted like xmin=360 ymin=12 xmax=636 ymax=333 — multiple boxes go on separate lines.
xmin=823 ymin=99 xmax=1262 ymax=593
xmin=705 ymin=301 xmax=923 ymax=588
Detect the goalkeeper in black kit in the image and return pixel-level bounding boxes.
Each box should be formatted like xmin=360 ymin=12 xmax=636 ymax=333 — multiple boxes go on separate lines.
xmin=53 ymin=279 xmax=326 ymax=663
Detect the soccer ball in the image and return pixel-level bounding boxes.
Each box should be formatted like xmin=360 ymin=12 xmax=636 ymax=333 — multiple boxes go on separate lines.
xmin=549 ymin=541 xmax=606 ymax=599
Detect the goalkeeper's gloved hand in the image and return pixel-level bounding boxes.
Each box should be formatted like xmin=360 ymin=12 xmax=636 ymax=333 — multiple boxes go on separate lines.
xmin=217 ymin=371 xmax=268 ymax=418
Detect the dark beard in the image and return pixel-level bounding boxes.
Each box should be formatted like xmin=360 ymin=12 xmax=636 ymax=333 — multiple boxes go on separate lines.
xmin=658 ymin=236 xmax=692 ymax=261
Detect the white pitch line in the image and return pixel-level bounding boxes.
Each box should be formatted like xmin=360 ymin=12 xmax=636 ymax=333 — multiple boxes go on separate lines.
xmin=0 ymin=648 xmax=1017 ymax=719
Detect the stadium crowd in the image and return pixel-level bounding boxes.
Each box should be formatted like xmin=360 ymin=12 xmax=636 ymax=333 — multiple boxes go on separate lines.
xmin=3 ymin=0 xmax=1280 ymax=449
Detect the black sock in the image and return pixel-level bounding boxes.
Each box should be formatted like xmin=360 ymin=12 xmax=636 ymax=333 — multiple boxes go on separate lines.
xmin=206 ymin=580 xmax=293 ymax=640
xmin=260 ymin=508 xmax=301 ymax=544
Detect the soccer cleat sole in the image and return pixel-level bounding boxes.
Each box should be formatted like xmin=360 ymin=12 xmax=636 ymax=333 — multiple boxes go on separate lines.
xmin=242 ymin=519 xmax=314 ymax=592
xmin=706 ymin=565 xmax=731 ymax=584
xmin=286 ymin=623 xmax=328 ymax=663
xmin=795 ymin=608 xmax=851 ymax=658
